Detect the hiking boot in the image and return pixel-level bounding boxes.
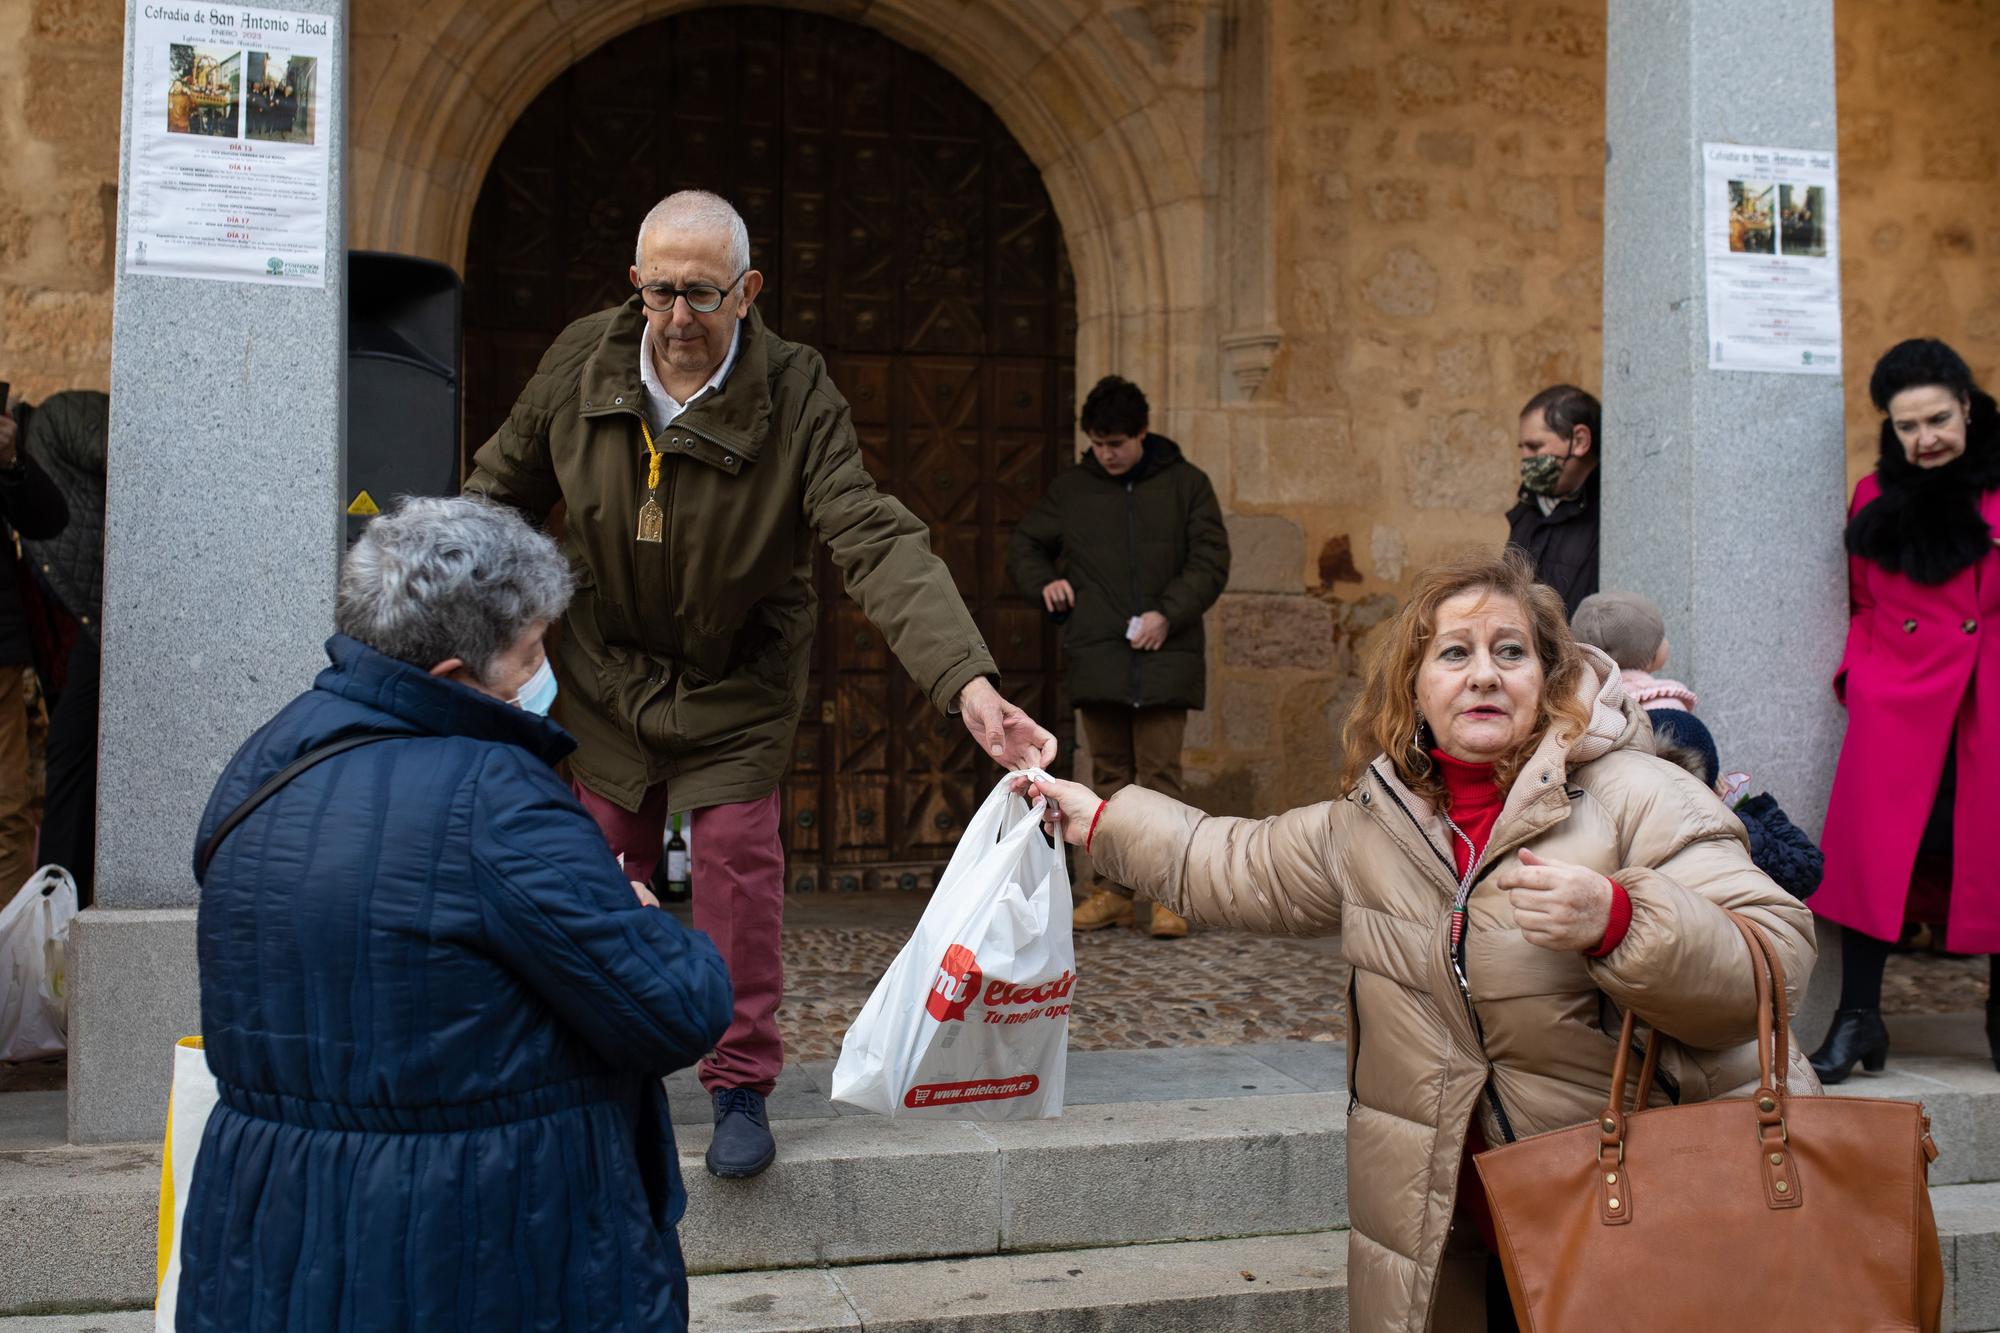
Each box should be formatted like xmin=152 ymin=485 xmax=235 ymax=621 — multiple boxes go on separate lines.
xmin=1073 ymin=888 xmax=1136 ymax=931
xmin=1148 ymin=902 xmax=1190 ymax=939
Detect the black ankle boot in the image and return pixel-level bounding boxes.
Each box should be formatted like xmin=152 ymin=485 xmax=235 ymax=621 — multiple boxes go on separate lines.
xmin=1986 ymin=998 xmax=2000 ymax=1073
xmin=1809 ymin=1008 xmax=1890 ymax=1084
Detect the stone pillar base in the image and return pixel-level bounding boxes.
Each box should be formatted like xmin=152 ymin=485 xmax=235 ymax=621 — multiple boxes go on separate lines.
xmin=1793 ymin=917 xmax=1843 ymax=1057
xmin=66 ymin=908 xmax=199 ymax=1145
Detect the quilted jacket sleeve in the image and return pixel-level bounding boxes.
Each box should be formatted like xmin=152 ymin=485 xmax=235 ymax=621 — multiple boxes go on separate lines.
xmin=25 ymin=391 xmax=108 ymax=476
xmin=469 ymin=750 xmax=733 ymax=1073
xmin=1088 ymin=786 xmax=1351 ymax=937
xmin=1584 ymin=757 xmax=1817 ymax=1052
xmin=795 ymin=361 xmax=999 ymax=714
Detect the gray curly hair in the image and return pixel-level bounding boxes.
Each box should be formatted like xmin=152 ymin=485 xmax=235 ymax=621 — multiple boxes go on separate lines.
xmin=336 ymin=496 xmax=573 ymax=682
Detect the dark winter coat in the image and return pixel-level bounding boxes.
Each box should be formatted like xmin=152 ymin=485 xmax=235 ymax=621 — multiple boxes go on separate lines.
xmin=17 ymin=391 xmax=107 ymax=640
xmin=1004 ymin=435 xmax=1229 ymax=710
xmin=467 ymin=302 xmax=996 ymax=814
xmin=1506 ymin=468 xmax=1599 ymax=617
xmin=0 ymin=421 xmax=68 ymax=665
xmin=179 ymin=634 xmax=733 ymax=1332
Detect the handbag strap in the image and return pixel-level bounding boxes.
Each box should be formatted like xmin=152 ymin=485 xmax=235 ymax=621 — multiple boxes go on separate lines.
xmin=1597 ymin=909 xmax=1801 ymax=1215
xmin=1602 ymin=908 xmax=1789 ymax=1115
xmin=196 ymin=733 xmax=400 ymax=880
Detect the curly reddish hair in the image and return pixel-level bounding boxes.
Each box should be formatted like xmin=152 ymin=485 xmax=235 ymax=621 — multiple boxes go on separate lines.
xmin=1337 ymin=547 xmax=1592 ymax=808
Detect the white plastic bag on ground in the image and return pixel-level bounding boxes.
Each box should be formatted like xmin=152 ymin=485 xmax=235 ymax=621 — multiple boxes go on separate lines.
xmin=155 ymin=1035 xmax=220 ymax=1330
xmin=833 ymin=771 xmax=1074 ymax=1119
xmin=0 ymin=865 xmax=78 ymax=1062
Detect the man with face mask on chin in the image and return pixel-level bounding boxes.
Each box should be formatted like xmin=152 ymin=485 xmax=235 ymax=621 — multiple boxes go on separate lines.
xmin=1507 ymin=383 xmax=1602 ymax=617
xmin=467 ymin=190 xmax=1056 ymax=1181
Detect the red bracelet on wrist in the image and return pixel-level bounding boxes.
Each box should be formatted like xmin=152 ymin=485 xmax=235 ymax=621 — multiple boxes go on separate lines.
xmin=1084 ymin=800 xmax=1108 ymax=854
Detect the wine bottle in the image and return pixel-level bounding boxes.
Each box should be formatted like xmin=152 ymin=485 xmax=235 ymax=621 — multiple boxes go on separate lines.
xmin=662 ymin=813 xmax=691 ymax=904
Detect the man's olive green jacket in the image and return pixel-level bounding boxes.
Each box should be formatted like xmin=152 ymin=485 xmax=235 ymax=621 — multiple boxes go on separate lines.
xmin=468 ymin=300 xmax=996 ymax=813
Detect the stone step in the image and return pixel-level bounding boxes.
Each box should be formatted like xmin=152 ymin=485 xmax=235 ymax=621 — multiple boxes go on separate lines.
xmin=700 ymin=1178 xmax=2000 ymax=1333
xmin=16 ymin=1182 xmax=2000 ymax=1331
xmin=4 ymin=1029 xmax=1998 ymax=1319
xmin=688 ymin=1231 xmax=1351 ymax=1333
xmin=0 ymin=1092 xmax=1347 ymax=1314
xmin=676 ymin=1090 xmax=1345 ymax=1275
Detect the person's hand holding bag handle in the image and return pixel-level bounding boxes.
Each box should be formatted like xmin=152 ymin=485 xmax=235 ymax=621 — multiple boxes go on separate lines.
xmin=1012 ymin=771 xmax=1104 ymax=848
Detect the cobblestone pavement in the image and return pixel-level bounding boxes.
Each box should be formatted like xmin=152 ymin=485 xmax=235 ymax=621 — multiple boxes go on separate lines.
xmin=1885 ymin=948 xmax=1991 ymax=1015
xmin=780 ymin=923 xmax=1352 ymax=1061
xmin=5 ymin=917 xmax=1990 ymax=1092
xmin=776 ymin=917 xmax=1995 ymax=1062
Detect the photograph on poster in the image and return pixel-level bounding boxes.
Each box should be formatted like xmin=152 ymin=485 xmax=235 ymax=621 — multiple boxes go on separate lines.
xmin=1728 ymin=179 xmax=1776 ymax=254
xmin=246 ymin=52 xmax=317 ymax=145
xmin=167 ymin=44 xmax=240 ymax=138
xmin=1703 ymin=142 xmax=1840 ymax=375
xmin=1780 ymin=184 xmax=1828 ymax=257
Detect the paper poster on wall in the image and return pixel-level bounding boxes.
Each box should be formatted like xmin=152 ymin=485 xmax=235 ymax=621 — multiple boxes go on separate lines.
xmin=1703 ymin=143 xmax=1840 ymax=375
xmin=123 ymin=3 xmax=334 ymax=287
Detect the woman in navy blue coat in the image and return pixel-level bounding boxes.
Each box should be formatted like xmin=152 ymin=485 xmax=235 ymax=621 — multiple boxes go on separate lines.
xmin=179 ymin=496 xmax=733 ymax=1331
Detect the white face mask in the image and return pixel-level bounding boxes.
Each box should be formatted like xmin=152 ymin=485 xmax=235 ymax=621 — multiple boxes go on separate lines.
xmin=510 ymin=657 xmax=558 ymax=716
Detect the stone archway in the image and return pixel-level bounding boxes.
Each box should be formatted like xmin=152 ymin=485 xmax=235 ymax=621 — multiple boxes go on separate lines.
xmin=347 ymin=0 xmax=1208 ymax=402
xmin=453 ymin=8 xmax=1081 ymax=888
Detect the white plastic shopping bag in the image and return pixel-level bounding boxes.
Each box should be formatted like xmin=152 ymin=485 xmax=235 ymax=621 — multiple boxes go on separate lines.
xmin=0 ymin=865 xmax=78 ymax=1062
xmin=832 ymin=771 xmax=1074 ymax=1119
xmin=155 ymin=1036 xmax=220 ymax=1330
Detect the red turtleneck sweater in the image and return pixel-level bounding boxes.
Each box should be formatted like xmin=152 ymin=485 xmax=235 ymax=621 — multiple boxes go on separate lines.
xmin=1430 ymin=749 xmax=1630 ymax=956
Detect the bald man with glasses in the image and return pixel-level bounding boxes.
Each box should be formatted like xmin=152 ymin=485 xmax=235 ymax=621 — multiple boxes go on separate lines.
xmin=467 ymin=190 xmax=1055 ymax=1180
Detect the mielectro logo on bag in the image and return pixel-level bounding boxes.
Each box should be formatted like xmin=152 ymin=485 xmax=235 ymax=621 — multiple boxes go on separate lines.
xmin=904 ymin=1074 xmax=1041 ymax=1108
xmin=925 ymin=945 xmax=1079 ymax=1026
xmin=926 ymin=944 xmax=983 ymax=1022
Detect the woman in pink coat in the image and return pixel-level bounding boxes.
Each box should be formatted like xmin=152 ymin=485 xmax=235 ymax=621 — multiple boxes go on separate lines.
xmin=1813 ymin=338 xmax=2000 ymax=1081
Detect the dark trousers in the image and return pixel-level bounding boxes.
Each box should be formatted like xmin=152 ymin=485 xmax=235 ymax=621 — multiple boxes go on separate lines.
xmin=39 ymin=635 xmax=98 ymax=908
xmin=0 ymin=665 xmax=31 ymax=900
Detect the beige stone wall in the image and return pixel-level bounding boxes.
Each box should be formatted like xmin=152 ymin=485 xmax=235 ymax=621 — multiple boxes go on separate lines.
xmin=1178 ymin=0 xmax=1611 ymax=816
xmin=1836 ymin=0 xmax=2000 ymax=489
xmin=0 ymin=0 xmax=121 ymax=401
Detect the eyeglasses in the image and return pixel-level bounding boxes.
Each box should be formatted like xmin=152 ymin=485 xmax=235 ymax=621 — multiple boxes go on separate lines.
xmin=636 ymin=267 xmax=748 ymax=314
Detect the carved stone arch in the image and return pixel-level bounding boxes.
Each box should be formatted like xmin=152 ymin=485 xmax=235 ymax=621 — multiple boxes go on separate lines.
xmin=348 ymin=0 xmax=1205 ymax=398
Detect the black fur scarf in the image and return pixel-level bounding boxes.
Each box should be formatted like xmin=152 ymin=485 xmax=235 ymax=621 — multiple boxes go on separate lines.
xmin=1845 ymin=389 xmax=2000 ymax=585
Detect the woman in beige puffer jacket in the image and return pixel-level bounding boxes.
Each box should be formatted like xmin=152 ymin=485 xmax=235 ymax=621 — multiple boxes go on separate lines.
xmin=1022 ymin=549 xmax=1818 ymax=1332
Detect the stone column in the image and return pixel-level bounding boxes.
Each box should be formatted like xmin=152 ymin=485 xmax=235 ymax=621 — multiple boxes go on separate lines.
xmin=1600 ymin=0 xmax=1846 ymax=1044
xmin=70 ymin=2 xmax=348 ymax=1143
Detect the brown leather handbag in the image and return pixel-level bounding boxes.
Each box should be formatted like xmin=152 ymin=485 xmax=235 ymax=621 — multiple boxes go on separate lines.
xmin=1474 ymin=913 xmax=1943 ymax=1332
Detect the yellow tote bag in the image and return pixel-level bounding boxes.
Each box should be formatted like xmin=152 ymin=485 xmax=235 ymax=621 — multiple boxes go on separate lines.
xmin=154 ymin=1036 xmax=218 ymax=1330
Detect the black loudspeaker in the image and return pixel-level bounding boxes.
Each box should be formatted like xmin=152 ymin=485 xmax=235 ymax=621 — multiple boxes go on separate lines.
xmin=346 ymin=251 xmax=462 ymax=544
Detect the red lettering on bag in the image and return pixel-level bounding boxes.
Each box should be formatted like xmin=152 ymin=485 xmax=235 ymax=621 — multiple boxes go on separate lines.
xmin=926 ymin=944 xmax=982 ymax=1022
xmin=975 ymin=970 xmax=1076 ymax=1009
xmin=902 ymin=1074 xmax=1041 ymax=1108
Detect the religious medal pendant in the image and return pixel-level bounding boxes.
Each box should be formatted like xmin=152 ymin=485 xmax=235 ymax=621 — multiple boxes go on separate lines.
xmin=636 ymin=493 xmax=664 ymax=543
